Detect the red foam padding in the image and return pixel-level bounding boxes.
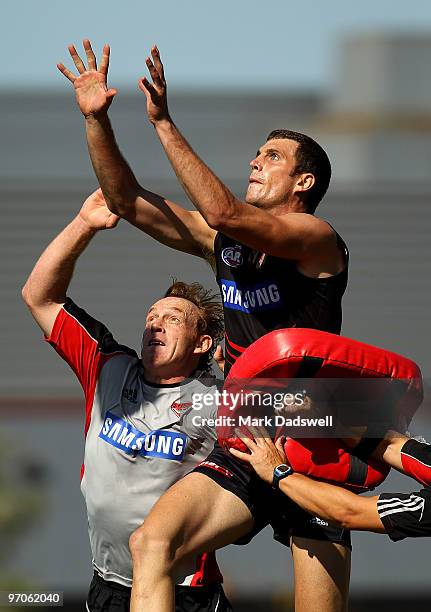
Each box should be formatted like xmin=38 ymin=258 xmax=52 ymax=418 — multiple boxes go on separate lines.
xmin=218 ymin=329 xmax=423 ymax=491
xmin=228 ymin=328 xmax=422 ymax=382
xmin=283 ymin=437 xmax=390 ymax=492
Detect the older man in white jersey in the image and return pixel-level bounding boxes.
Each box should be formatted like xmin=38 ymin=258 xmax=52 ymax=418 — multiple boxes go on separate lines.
xmin=22 ymin=189 xmax=231 ymax=612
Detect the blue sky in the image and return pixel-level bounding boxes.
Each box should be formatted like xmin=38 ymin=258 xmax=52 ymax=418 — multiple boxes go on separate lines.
xmin=4 ymin=0 xmax=431 ymax=90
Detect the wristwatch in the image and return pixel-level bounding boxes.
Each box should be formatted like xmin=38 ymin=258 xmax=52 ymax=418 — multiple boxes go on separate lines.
xmin=272 ymin=464 xmax=294 ymax=489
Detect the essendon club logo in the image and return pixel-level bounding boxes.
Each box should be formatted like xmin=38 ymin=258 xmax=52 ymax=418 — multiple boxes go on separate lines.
xmin=221 ymin=245 xmax=243 ymax=268
xmin=170 ymin=400 xmax=193 ymax=417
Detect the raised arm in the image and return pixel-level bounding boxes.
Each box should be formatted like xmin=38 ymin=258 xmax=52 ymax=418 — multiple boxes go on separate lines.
xmin=57 ymin=41 xmax=215 ymax=260
xmin=139 ymin=46 xmax=338 ymax=264
xmin=22 ymin=190 xmax=119 ymax=336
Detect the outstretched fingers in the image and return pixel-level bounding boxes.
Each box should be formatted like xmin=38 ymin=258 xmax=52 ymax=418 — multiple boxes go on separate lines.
xmin=138 ymin=76 xmax=157 ymax=99
xmin=57 ymin=62 xmax=76 ymax=82
xmin=83 ymin=39 xmax=97 ymax=70
xmin=146 ymin=53 xmax=164 ymax=89
xmin=138 ymin=46 xmax=170 ymax=123
xmin=99 ymin=44 xmax=110 ymax=76
xmin=59 ymin=41 xmax=110 ymax=83
xmin=151 ymin=45 xmax=165 ymax=81
xmin=68 ymin=44 xmax=87 ymax=74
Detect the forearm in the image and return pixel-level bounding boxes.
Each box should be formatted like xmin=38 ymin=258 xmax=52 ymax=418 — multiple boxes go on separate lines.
xmin=85 ymin=114 xmax=217 ymax=257
xmin=279 ymin=473 xmax=365 ymax=528
xmin=341 ymin=430 xmax=406 ymax=474
xmin=375 ymin=432 xmax=407 ymax=472
xmin=347 ymin=431 xmax=409 ymax=473
xmin=154 ymin=119 xmax=240 ymax=228
xmin=22 ymin=215 xmax=96 ymax=308
xmin=86 ymin=113 xmax=140 ymax=213
xmin=396 ymin=436 xmax=431 ymax=485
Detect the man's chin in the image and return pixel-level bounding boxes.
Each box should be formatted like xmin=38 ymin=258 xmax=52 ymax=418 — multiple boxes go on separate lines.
xmin=141 ymin=354 xmax=165 ymax=372
xmin=244 ymin=194 xmax=261 ymax=208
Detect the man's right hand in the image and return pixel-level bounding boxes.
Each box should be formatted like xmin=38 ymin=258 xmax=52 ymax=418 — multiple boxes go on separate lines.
xmin=57 ymin=39 xmax=117 ymax=118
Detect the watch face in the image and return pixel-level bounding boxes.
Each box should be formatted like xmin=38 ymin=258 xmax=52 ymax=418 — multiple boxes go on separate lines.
xmin=273 ymin=464 xmax=292 ymax=488
xmin=278 ymin=465 xmax=290 ymax=474
xmin=275 ymin=464 xmax=290 ymax=476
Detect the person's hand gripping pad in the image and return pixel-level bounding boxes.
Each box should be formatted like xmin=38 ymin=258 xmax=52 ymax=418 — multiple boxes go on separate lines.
xmin=218 ymin=329 xmax=423 ymax=491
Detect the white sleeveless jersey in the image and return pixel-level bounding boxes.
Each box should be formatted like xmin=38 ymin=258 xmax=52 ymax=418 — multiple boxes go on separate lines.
xmin=46 ymin=298 xmax=222 ymax=588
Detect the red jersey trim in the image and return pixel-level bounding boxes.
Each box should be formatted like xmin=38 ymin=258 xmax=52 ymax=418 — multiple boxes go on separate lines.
xmin=190 ymin=552 xmax=223 ymax=586
xmin=45 ymin=303 xmax=125 ymax=437
xmin=225 ymin=333 xmax=246 ymax=353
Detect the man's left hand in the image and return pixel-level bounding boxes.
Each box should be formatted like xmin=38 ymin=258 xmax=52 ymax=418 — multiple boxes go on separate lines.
xmin=229 ymin=426 xmax=287 ymax=484
xmin=138 ymin=46 xmax=170 ymax=125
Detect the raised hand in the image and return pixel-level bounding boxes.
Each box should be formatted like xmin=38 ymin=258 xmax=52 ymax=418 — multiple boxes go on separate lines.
xmin=138 ymin=45 xmax=170 ymax=124
xmin=57 ymin=39 xmax=117 ymax=118
xmin=79 ymin=188 xmax=120 ymax=231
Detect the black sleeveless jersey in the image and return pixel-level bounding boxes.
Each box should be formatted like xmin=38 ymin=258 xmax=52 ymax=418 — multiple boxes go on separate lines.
xmin=214 ymin=231 xmax=349 ymax=377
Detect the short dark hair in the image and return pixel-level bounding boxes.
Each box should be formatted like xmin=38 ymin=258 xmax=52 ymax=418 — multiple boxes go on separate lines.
xmin=266 ymin=129 xmax=331 ymax=212
xmin=164 ymin=281 xmax=224 ymax=373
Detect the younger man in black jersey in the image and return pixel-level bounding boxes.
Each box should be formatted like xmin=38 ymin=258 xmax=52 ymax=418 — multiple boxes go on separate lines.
xmin=58 ymin=41 xmax=350 ymax=612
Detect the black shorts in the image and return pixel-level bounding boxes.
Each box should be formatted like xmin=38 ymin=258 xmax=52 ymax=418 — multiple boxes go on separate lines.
xmin=378 ymin=487 xmax=431 ymax=541
xmin=194 ymin=443 xmax=351 ymax=549
xmin=86 ymin=572 xmax=232 ymax=612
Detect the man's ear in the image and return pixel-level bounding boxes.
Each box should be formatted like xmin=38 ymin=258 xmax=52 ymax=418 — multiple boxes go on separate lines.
xmin=194 ymin=335 xmax=213 ymax=355
xmin=295 ymin=172 xmax=315 ymax=193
